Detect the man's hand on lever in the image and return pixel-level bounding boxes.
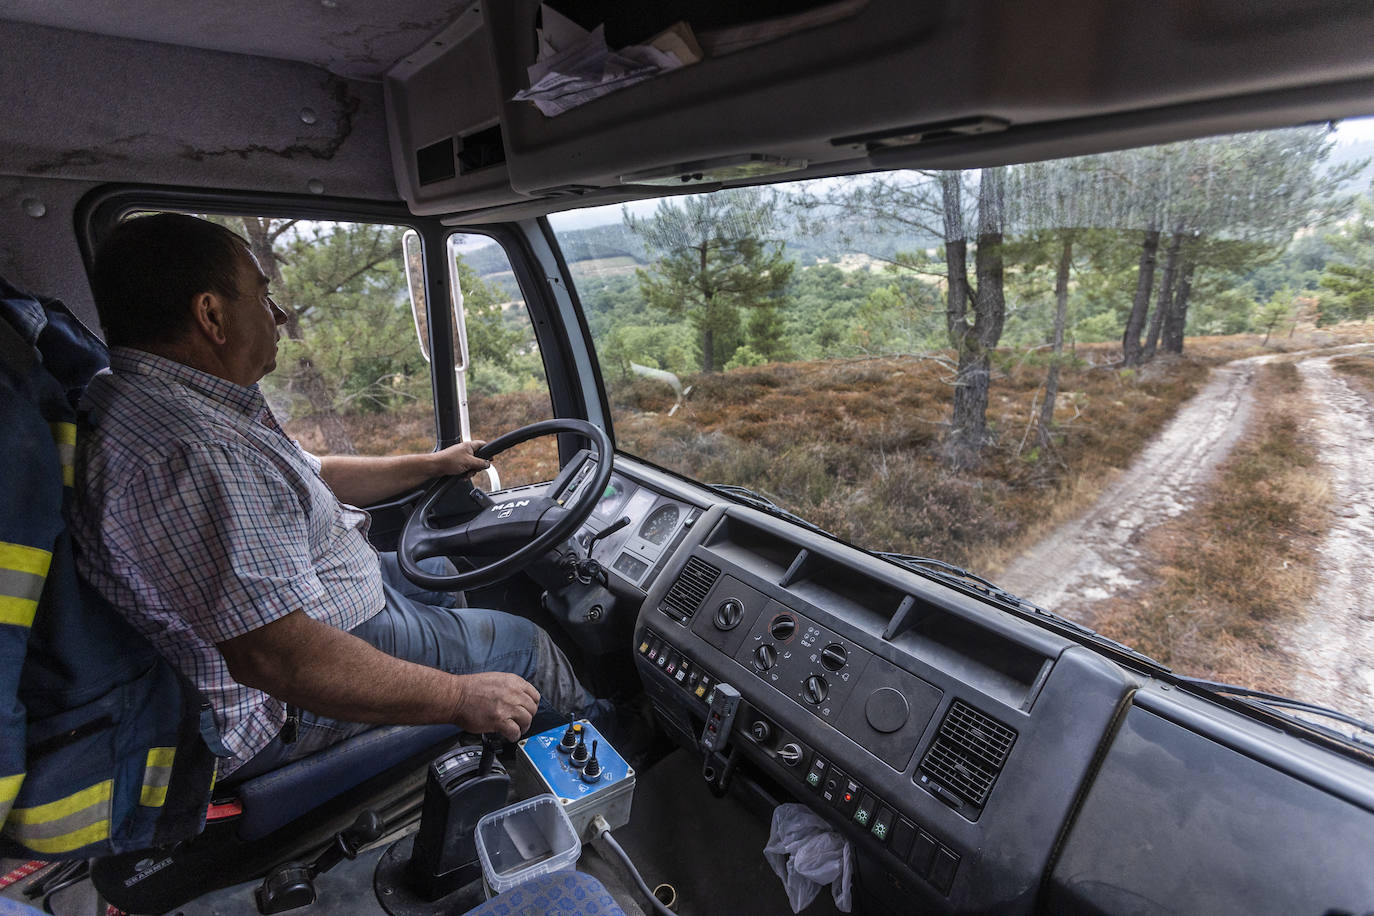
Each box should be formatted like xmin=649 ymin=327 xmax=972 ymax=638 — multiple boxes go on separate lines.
xmin=451 ymin=671 xmax=540 ymax=742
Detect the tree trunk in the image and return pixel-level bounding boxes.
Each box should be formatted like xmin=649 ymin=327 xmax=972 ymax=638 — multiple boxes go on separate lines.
xmin=1039 ymin=233 xmax=1073 ymax=445
xmin=697 ymin=245 xmax=717 ymax=374
xmin=240 ymin=218 xmax=356 ymax=454
xmin=1143 ymin=230 xmax=1183 ymax=362
xmin=1122 ymin=226 xmax=1160 ymax=367
xmin=946 ymin=167 xmax=1007 ymax=469
xmin=1162 ymin=259 xmax=1196 ymax=354
xmin=940 ymin=172 xmax=969 ymax=346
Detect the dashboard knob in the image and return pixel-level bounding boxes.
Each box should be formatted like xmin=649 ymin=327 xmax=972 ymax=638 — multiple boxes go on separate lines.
xmin=750 ymin=720 xmax=772 ymax=743
xmin=714 ymin=599 xmax=743 ymax=631
xmin=769 ymin=615 xmax=796 ymax=641
xmin=820 ymin=643 xmax=848 ymax=671
xmin=777 ymin=743 xmax=803 ymax=766
xmin=803 ymin=675 xmax=829 ymax=705
xmin=754 ymin=644 xmax=778 ymax=671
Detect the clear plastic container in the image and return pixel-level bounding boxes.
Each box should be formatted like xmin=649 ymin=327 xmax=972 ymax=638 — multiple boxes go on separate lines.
xmin=475 ymin=794 xmax=581 ymax=894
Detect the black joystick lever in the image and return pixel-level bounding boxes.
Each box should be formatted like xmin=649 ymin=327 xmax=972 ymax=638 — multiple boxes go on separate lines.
xmin=581 ymin=741 xmax=602 ymax=784
xmin=478 ymin=733 xmax=499 ymax=776
xmin=570 ymin=728 xmax=589 ymax=768
xmin=558 ymin=718 xmax=578 ymax=754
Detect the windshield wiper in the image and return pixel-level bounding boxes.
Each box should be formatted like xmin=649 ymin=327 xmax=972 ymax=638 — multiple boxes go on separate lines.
xmin=1171 ymin=676 xmax=1374 ymax=750
xmin=874 ymin=551 xmax=1168 ymax=669
xmin=707 ymin=483 xmax=832 ymax=536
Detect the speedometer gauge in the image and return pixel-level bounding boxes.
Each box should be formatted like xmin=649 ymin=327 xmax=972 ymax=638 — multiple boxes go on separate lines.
xmin=638 ymin=503 xmax=681 ymax=546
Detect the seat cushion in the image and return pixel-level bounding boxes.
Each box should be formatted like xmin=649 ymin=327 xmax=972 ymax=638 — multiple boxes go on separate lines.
xmin=468 ymin=870 xmax=625 ymax=916
xmin=231 ymin=724 xmax=461 ymax=841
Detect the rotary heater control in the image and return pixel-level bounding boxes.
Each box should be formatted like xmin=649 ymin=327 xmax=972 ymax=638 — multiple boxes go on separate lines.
xmin=714 ymin=599 xmax=743 ymax=630
xmin=803 ymin=675 xmax=830 ymax=705
xmin=769 ymin=615 xmax=796 ymax=641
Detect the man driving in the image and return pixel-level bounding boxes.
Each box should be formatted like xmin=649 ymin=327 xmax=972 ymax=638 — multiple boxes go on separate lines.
xmin=70 ymin=213 xmax=607 ymax=780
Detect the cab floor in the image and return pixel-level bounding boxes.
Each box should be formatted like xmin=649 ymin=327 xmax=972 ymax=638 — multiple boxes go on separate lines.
xmin=1 ymin=749 xmax=846 ymax=916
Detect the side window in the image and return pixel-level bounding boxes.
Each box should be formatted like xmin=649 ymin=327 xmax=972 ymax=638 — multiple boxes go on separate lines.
xmin=447 ymin=233 xmax=557 ymax=488
xmin=223 ymin=216 xmax=436 ymax=457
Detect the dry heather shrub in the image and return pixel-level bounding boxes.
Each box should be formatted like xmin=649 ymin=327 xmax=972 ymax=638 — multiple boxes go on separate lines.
xmin=1331 ymin=352 xmax=1374 ymax=395
xmin=607 ymin=376 xmax=678 ymax=413
xmin=809 ymin=455 xmax=1018 ymax=567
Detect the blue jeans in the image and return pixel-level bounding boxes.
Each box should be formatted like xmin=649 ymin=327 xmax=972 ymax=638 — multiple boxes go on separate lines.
xmin=231 ymin=553 xmax=607 ymax=780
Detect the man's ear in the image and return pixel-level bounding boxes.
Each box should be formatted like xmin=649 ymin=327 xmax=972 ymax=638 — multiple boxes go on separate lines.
xmin=191 ymin=291 xmax=230 ymax=346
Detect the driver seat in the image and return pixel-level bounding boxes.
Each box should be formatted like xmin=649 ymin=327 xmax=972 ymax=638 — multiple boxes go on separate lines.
xmin=0 ymin=278 xmax=463 ymax=912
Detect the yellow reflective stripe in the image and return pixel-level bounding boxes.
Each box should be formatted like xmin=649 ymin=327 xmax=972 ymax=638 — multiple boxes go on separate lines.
xmin=0 ymin=542 xmax=50 ymax=628
xmin=49 ymin=422 xmax=76 ymax=487
xmin=0 ymin=772 xmax=24 ymax=825
xmin=146 ymin=747 xmax=176 ymax=769
xmin=9 ymin=819 xmax=111 ymax=855
xmin=3 ymin=780 xmax=112 ymax=853
xmin=0 ymin=542 xmax=51 ymax=577
xmin=140 ymin=747 xmax=176 ymax=808
xmin=5 ymin=779 xmax=110 ymax=825
xmin=49 ymin=421 xmax=77 ymax=446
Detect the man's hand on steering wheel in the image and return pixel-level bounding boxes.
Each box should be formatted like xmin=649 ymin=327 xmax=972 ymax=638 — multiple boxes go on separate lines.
xmin=429 ymin=440 xmax=490 ymax=478
xmin=397 ymin=419 xmax=614 ymax=592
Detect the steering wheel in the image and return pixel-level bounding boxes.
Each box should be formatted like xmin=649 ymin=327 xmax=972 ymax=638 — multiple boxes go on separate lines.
xmin=396 ymin=418 xmax=614 ymax=591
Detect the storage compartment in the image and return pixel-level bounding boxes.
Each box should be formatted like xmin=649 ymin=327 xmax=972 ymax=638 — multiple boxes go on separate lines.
xmin=475 ymin=794 xmax=581 ymax=894
xmin=485 ymin=0 xmax=950 ymax=195
xmin=702 ymin=515 xmax=803 ymax=584
xmin=783 ymin=548 xmax=908 ymax=632
xmin=890 ymin=612 xmax=1051 ymax=710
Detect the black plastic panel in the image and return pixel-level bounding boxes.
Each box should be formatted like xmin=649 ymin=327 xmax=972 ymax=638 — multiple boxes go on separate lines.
xmin=833 ymin=654 xmax=941 ymax=771
xmin=687 ymin=576 xmax=769 ymax=657
xmin=1048 ymin=704 xmax=1374 ymax=915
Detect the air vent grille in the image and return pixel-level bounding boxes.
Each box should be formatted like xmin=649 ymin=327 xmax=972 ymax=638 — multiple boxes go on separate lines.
xmin=918 ymin=701 xmax=1017 ymax=811
xmin=659 ymin=557 xmax=720 ymax=622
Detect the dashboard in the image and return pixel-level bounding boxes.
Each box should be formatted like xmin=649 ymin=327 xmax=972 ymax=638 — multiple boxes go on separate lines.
xmin=559 ymin=455 xmax=1374 ymax=915
xmin=563 ymin=461 xmax=703 ymax=590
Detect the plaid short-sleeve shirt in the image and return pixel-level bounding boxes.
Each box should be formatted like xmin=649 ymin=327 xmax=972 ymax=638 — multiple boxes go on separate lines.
xmin=71 ymin=348 xmax=385 ymax=774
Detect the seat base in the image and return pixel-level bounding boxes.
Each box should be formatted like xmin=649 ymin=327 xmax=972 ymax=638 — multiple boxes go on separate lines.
xmin=92 ymin=726 xmax=462 ymax=914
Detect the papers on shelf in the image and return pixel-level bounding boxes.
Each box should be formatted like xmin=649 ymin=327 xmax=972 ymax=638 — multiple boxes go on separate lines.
xmin=512 ymin=5 xmax=698 ymax=117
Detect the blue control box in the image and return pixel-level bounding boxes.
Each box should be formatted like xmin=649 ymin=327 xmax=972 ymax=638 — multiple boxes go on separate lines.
xmin=518 ymin=720 xmax=635 ymax=840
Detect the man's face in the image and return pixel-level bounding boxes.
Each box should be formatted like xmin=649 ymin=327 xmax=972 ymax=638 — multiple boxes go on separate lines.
xmin=222 ymin=247 xmax=288 ymax=386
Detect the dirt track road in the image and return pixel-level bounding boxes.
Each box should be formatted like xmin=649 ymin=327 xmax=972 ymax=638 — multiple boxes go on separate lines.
xmin=998 ymin=345 xmax=1374 ymax=725
xmin=997 ymin=355 xmax=1262 ymax=615
xmin=1287 ymin=354 xmax=1374 ymax=724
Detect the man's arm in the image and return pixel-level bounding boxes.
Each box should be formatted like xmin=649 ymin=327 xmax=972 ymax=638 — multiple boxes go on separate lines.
xmin=217 ymin=609 xmax=538 ymax=741
xmin=317 ymin=441 xmax=489 ymax=507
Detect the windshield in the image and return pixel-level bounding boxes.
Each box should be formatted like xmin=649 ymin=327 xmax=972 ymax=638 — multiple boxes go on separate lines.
xmin=545 ymin=120 xmax=1374 ymax=733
